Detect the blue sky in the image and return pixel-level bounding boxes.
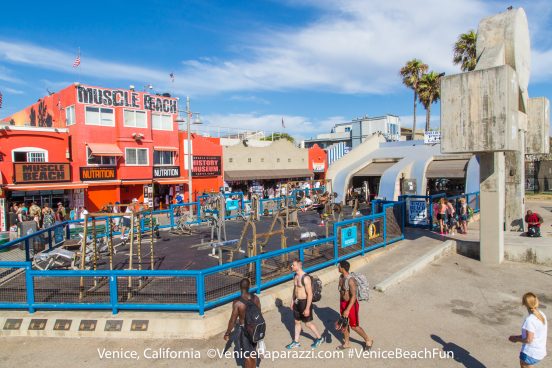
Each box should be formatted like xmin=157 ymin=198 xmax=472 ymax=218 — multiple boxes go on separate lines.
xmin=0 ymin=0 xmax=551 ymax=141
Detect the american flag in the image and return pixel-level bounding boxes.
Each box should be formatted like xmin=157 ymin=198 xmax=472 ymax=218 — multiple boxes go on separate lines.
xmin=72 ymin=51 xmax=81 ymax=68
xmin=170 ymin=72 xmax=175 ymax=83
xmin=0 ymin=91 xmax=3 ymax=109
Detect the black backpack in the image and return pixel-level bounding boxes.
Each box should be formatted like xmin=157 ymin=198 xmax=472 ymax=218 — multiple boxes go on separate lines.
xmin=301 ymin=274 xmax=322 ymax=303
xmin=240 ymin=294 xmax=266 ymax=343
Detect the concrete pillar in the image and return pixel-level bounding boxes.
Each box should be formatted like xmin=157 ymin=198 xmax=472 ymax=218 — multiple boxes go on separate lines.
xmin=479 ymin=152 xmax=505 ymax=264
xmin=504 ymin=130 xmax=525 ymax=231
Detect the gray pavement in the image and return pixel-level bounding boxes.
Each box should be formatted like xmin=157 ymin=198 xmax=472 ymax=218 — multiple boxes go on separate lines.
xmin=1 ymin=229 xmax=551 ymax=368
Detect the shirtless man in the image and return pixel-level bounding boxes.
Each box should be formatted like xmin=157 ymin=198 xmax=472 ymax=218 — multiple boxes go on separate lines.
xmin=337 ymin=260 xmax=373 ymax=351
xmin=286 ymin=259 xmax=324 ymax=349
xmin=224 ymin=278 xmax=261 ymax=368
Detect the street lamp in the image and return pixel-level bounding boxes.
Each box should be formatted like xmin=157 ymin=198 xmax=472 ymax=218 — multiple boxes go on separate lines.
xmin=176 ymin=96 xmax=202 ymax=202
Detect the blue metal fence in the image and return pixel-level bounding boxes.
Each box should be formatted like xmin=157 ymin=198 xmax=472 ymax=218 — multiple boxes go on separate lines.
xmin=0 ymin=199 xmax=405 ymax=315
xmin=399 ymin=191 xmax=480 ymax=230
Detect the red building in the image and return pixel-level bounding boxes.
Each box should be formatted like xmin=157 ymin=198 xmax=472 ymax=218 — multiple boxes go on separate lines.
xmin=1 ymin=83 xmax=186 ymax=216
xmin=179 ymin=133 xmax=224 ymax=201
xmin=308 ymin=144 xmax=327 ymax=180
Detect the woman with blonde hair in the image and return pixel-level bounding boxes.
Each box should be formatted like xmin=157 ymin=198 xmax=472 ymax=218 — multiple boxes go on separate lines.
xmin=509 ymin=292 xmax=547 ymax=367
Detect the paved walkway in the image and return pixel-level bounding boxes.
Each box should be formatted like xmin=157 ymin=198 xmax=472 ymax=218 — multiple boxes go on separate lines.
xmin=1 ymin=229 xmax=551 ymax=367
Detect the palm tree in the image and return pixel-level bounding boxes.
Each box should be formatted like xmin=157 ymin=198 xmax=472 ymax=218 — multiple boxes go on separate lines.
xmin=400 ymin=59 xmax=428 ymax=140
xmin=418 ymin=71 xmax=443 ymax=131
xmin=453 ymin=30 xmax=477 ymax=72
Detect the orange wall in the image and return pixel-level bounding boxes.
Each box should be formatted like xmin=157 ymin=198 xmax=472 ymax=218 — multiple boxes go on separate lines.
xmin=308 ymin=144 xmax=327 ymax=175
xmin=0 ymin=129 xmax=70 ymax=184
xmin=86 ymin=186 xmax=120 ymax=211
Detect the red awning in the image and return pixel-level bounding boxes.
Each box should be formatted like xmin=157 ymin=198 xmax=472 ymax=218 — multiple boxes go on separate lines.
xmin=121 ymin=180 xmax=152 ymax=185
xmin=87 ymin=143 xmax=123 ymax=156
xmin=154 ymin=146 xmax=179 ymax=151
xmin=6 ymin=183 xmax=88 ymax=191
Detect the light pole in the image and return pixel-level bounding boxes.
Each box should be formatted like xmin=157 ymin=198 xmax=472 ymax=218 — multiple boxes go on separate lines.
xmin=177 ymin=97 xmax=201 ymax=202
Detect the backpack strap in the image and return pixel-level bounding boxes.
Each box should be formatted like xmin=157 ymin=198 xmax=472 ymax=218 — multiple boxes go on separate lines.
xmin=301 ymin=273 xmax=309 ymax=287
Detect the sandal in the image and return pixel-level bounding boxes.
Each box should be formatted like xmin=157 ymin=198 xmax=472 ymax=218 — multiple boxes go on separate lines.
xmin=363 ymin=340 xmax=374 ymax=352
xmin=336 ymin=345 xmax=351 ymax=350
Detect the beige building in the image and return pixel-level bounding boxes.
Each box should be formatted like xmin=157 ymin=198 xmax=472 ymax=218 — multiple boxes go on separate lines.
xmin=222 ymin=139 xmax=313 ymax=183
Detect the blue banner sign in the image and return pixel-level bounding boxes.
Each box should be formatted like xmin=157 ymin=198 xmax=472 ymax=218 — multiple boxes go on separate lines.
xmin=341 ymin=225 xmax=357 ymax=248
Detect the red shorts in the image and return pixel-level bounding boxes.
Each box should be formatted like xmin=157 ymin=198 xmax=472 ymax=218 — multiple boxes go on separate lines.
xmin=340 ymin=300 xmax=360 ymax=327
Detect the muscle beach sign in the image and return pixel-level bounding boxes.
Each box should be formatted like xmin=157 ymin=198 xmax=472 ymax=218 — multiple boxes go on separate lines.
xmin=77 ymin=86 xmax=178 ymax=114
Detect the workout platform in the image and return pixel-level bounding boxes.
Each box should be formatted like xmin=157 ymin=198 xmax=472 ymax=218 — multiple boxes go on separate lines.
xmin=0 ymin=204 xmax=391 ymax=308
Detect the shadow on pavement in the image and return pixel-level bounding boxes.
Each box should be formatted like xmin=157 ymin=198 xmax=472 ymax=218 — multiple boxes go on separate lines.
xmin=431 ymin=334 xmax=486 ymax=368
xmin=404 ymin=228 xmax=481 ymax=261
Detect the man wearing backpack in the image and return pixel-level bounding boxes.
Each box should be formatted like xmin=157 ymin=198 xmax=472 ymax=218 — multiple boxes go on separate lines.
xmin=337 ymin=260 xmax=373 ymax=351
xmin=286 ymin=259 xmax=324 ymax=349
xmin=224 ymin=278 xmax=263 ymax=368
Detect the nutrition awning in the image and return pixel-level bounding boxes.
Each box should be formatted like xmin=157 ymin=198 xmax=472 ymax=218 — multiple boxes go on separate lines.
xmin=426 ymin=159 xmax=469 ymax=178
xmin=353 ymin=162 xmax=397 ymax=177
xmin=87 ymin=143 xmax=123 ymax=156
xmin=154 ymin=146 xmax=179 ymax=151
xmin=225 ymin=169 xmax=314 ymax=181
xmin=6 ymin=183 xmax=88 ymax=191
xmin=154 ymin=179 xmax=189 ymax=184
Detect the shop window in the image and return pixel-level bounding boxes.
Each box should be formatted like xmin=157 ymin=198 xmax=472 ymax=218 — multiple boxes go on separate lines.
xmin=13 ymin=148 xmax=47 ymax=162
xmin=260 ymin=158 xmax=264 ymax=162
xmin=87 ymin=147 xmax=116 ymax=166
xmin=154 ymin=150 xmax=175 ymax=166
xmin=277 ymin=158 xmax=280 ymax=163
xmin=85 ymin=106 xmax=114 ymax=126
xmin=288 ymin=158 xmax=291 ymax=163
xmin=152 ymin=114 xmax=173 ymax=130
xmin=124 ymin=110 xmax=147 ymax=128
xmin=65 ymin=105 xmax=76 ymax=126
xmin=228 ymin=158 xmax=233 ymax=163
xmin=248 ymin=158 xmax=252 ymax=163
xmin=126 ymin=148 xmax=149 ymax=166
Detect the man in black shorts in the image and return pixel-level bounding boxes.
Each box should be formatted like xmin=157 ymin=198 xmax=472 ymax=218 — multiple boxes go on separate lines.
xmin=224 ymin=278 xmax=261 ymax=368
xmin=286 ymin=259 xmax=323 ymax=349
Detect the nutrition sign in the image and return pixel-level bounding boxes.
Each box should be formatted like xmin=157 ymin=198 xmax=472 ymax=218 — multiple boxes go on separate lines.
xmin=192 ymin=156 xmax=221 ymax=177
xmin=14 ymin=163 xmax=71 ymax=184
xmin=80 ymin=167 xmax=116 ymax=181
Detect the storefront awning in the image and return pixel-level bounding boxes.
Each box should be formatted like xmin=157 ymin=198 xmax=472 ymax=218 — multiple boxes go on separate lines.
xmin=225 ymin=169 xmax=313 ymax=181
xmin=426 ymin=159 xmax=469 ymax=179
xmin=154 ymin=146 xmax=179 ymax=151
xmin=154 ymin=179 xmax=189 ymax=184
xmin=353 ymin=162 xmax=397 ymax=177
xmin=121 ymin=180 xmax=152 ymax=185
xmin=87 ymin=143 xmax=123 ymax=156
xmin=5 ymin=183 xmax=88 ymax=191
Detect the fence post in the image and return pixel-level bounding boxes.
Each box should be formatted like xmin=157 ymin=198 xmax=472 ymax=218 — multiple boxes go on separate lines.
xmin=24 ymin=239 xmax=30 ymax=262
xmin=361 ymin=220 xmax=366 ymax=256
xmin=428 ymin=196 xmax=434 ymax=231
xmin=109 ymin=275 xmax=118 ymax=314
xmin=65 ymin=222 xmax=71 ymax=240
xmin=333 ymin=223 xmax=339 ymax=262
xmin=169 ymin=204 xmax=175 ymax=229
xmin=25 ymin=266 xmax=35 ymax=313
xmin=48 ymin=229 xmax=52 ymax=250
xmin=198 ymin=273 xmax=206 ymax=316
xmin=383 ymin=206 xmax=388 ymax=246
xmin=255 ymin=259 xmax=262 ymax=294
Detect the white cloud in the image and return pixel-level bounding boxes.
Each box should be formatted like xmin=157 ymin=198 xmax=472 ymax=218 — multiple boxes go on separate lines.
xmin=0 ymin=1 xmax=550 ymax=98
xmin=228 ymin=95 xmax=271 ymax=105
xmin=0 ymin=86 xmax=24 ymax=94
xmin=195 ymin=113 xmax=344 ymax=141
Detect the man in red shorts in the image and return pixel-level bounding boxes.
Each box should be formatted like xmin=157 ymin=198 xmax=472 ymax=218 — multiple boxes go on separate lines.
xmin=336 ymin=260 xmax=373 ymax=351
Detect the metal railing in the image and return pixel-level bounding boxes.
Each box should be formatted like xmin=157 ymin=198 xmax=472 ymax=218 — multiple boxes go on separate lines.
xmin=0 ymin=200 xmax=405 ymax=315
xmin=399 ymin=192 xmax=480 ymax=230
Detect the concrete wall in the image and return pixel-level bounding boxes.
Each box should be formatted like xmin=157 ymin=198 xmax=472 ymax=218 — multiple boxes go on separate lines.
xmin=222 ymin=139 xmax=309 ymax=171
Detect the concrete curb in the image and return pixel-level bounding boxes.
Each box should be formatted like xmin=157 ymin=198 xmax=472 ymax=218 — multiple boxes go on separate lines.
xmin=374 ymin=240 xmax=456 ymax=292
